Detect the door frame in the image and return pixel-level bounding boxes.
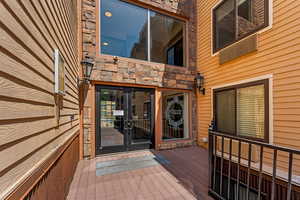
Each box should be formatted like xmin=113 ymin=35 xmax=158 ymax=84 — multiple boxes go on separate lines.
xmin=95 ymin=85 xmax=155 ymax=155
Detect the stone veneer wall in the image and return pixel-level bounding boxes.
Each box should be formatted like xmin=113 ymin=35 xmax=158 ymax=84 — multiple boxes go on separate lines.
xmin=82 ymin=0 xmax=197 ymax=157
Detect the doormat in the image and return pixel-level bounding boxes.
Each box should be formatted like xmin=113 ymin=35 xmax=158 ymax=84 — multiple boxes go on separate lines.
xmin=96 ymin=154 xmax=170 ymax=176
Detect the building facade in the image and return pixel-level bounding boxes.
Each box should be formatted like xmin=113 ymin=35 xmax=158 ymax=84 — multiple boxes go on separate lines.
xmin=1 ymin=0 xmax=300 ymax=199
xmin=81 ymin=0 xmax=198 ymax=158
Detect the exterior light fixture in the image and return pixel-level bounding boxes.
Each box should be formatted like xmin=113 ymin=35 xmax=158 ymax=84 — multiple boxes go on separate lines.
xmin=78 ymin=56 xmax=94 ymax=86
xmin=195 ymin=72 xmax=205 ymax=95
xmin=103 ymin=42 xmax=109 ymax=46
xmin=105 ymin=11 xmax=112 ymax=18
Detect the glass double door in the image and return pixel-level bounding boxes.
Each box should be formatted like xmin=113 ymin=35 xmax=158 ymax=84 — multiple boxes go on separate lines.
xmin=96 ymin=86 xmax=155 ymax=154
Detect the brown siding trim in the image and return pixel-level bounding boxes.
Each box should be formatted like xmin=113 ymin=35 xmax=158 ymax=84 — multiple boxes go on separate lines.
xmin=5 ymin=131 xmax=79 ymax=200
xmin=91 ymin=81 xmax=158 ymax=89
xmin=91 ymin=84 xmax=96 ymax=158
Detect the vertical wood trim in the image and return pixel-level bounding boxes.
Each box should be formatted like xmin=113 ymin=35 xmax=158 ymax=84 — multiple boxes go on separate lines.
xmin=188 ymin=92 xmax=193 ymax=140
xmin=155 ymin=89 xmax=162 ymax=150
xmin=96 ymin=0 xmax=100 ymax=56
xmin=78 ymin=0 xmax=84 ymax=160
xmin=91 ymin=84 xmax=96 ymax=158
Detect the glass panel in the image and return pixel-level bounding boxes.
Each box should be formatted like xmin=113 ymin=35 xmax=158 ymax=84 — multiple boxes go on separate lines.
xmin=100 ymin=89 xmax=125 ymax=147
xmin=101 ymin=0 xmax=148 ymax=60
xmin=150 ymin=11 xmax=185 ymax=66
xmin=214 ymin=0 xmax=235 ymax=50
xmin=237 ymin=84 xmax=265 ymax=139
xmin=130 ymin=90 xmax=152 ymax=143
xmin=162 ymin=91 xmax=189 ymax=140
xmin=216 ymin=90 xmax=236 ymax=134
xmin=238 ymin=0 xmax=267 ymax=38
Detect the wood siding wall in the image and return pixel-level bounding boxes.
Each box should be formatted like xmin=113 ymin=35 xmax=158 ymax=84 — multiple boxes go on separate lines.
xmin=197 ymin=0 xmax=300 ymax=175
xmin=23 ymin=136 xmax=79 ymax=200
xmin=0 ymin=0 xmax=80 ymax=199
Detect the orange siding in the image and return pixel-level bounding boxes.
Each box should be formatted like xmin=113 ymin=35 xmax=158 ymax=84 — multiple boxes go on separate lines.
xmin=197 ymin=0 xmax=300 ymax=175
xmin=0 ymin=0 xmax=80 ymax=199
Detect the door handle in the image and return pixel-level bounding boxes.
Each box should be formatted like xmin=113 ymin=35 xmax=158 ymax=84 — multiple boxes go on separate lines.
xmin=124 ymin=120 xmax=132 ymax=130
xmin=127 ymin=121 xmax=134 ymax=130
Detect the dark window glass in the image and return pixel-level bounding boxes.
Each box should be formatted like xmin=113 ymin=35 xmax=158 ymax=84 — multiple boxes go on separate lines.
xmin=101 ymin=0 xmax=148 ymax=60
xmin=167 ymin=38 xmax=183 ymax=66
xmin=215 ymin=90 xmax=236 ymax=134
xmin=150 ymin=12 xmax=184 ymax=66
xmin=238 ymin=0 xmax=251 ymax=21
xmin=214 ymin=0 xmax=235 ymax=51
xmin=213 ymin=0 xmax=269 ymax=52
xmin=238 ymin=0 xmax=266 ymax=38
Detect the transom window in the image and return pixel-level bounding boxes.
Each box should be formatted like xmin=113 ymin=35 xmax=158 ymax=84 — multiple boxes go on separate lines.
xmin=100 ymin=0 xmax=185 ymax=67
xmin=213 ymin=79 xmax=269 ymax=142
xmin=213 ymin=0 xmax=269 ymax=53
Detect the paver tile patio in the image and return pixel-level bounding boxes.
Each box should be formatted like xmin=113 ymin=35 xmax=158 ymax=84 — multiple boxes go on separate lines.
xmin=67 ymin=147 xmax=213 ymax=200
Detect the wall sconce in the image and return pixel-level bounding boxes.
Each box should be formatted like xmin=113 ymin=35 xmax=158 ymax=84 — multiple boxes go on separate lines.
xmin=77 ymin=56 xmax=94 ymax=86
xmin=195 ymin=73 xmax=205 ymax=95
xmin=113 ymin=56 xmax=118 ymax=64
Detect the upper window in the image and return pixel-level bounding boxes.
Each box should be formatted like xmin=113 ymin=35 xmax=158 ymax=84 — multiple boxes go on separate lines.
xmin=213 ymin=0 xmax=269 ymax=53
xmin=214 ymin=79 xmax=269 ymax=142
xmin=101 ymin=0 xmax=185 ymax=67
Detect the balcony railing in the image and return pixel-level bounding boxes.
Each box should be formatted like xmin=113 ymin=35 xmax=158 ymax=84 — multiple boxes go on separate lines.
xmin=208 ymin=124 xmax=300 ymax=200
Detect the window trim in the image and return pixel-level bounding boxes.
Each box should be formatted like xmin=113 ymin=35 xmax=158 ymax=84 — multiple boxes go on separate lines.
xmin=97 ymin=0 xmax=188 ymax=67
xmin=212 ymin=0 xmax=270 ymax=53
xmin=213 ymin=79 xmax=269 ymax=143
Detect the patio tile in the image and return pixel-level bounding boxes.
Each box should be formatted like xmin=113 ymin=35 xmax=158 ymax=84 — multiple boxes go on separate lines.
xmin=67 ymin=147 xmax=213 ymax=200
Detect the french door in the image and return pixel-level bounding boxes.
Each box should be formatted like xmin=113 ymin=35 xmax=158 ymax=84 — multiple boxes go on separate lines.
xmin=95 ymin=85 xmax=155 ymax=154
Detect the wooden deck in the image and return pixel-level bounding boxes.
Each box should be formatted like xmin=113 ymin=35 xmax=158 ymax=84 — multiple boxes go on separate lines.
xmin=67 ymin=147 xmax=213 ymax=200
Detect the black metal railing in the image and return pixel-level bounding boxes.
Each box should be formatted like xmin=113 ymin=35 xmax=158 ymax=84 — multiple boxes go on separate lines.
xmin=208 ymin=125 xmax=300 ymax=200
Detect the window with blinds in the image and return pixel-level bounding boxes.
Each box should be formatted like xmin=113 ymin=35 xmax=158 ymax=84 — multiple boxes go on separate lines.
xmin=214 ymin=80 xmax=268 ymax=142
xmin=237 ymin=85 xmax=265 ymax=139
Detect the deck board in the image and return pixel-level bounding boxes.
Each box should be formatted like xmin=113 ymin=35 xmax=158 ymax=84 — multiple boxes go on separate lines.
xmin=67 ymin=147 xmax=213 ymax=200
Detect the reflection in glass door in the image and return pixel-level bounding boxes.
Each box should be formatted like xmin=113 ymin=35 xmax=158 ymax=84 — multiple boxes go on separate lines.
xmin=96 ymin=86 xmax=154 ymax=154
xmin=129 ymin=89 xmax=154 ymax=150
xmin=100 ymin=89 xmax=125 ymax=148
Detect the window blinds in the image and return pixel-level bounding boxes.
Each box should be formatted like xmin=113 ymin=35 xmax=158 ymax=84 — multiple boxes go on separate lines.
xmin=236 ymin=85 xmax=265 ymax=139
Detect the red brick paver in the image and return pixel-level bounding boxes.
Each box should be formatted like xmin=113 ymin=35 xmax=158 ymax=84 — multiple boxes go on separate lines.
xmin=67 ymin=147 xmax=213 ymax=200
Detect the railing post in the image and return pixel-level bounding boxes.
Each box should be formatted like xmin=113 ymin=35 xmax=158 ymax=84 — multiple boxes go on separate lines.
xmin=271 ymin=149 xmax=277 ymax=200
xmin=257 ymin=146 xmax=264 ymax=200
xmin=208 ymin=128 xmax=213 ymax=190
xmin=236 ymin=140 xmax=241 ymax=200
xmin=246 ymin=144 xmax=252 ymax=200
xmin=208 ymin=120 xmax=216 ymax=192
xmin=227 ymin=139 xmax=232 ymax=200
xmin=287 ymin=152 xmax=293 ymax=200
xmin=220 ymin=136 xmax=224 ymax=196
